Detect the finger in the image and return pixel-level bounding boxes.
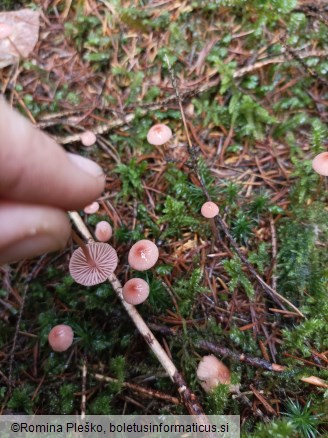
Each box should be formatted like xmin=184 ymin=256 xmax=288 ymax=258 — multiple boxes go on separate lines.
xmin=0 ymin=201 xmax=71 ymax=264
xmin=0 ymin=98 xmax=105 ymax=210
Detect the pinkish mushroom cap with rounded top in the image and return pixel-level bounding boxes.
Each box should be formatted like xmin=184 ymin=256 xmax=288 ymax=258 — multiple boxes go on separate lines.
xmin=48 ymin=324 xmax=74 ymax=352
xmin=196 ymin=355 xmax=231 ymax=393
xmin=95 ymin=221 xmax=112 ymax=242
xmin=201 ymin=201 xmax=219 ymax=218
xmin=128 ymin=239 xmax=159 ymax=271
xmin=80 ymin=130 xmax=97 ymax=147
xmin=69 ymin=242 xmax=118 ymax=286
xmin=123 ymin=278 xmax=149 ymax=305
xmin=0 ymin=23 xmax=13 ymax=39
xmin=312 ymin=152 xmax=328 ymax=176
xmin=83 ymin=201 xmax=99 ymax=214
xmin=147 ymin=124 xmax=172 ymax=146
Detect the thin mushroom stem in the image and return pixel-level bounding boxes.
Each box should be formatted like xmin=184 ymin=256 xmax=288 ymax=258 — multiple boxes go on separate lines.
xmin=69 ymin=211 xmax=93 ymax=241
xmin=69 ymin=211 xmax=210 ymax=420
xmin=71 ymin=230 xmax=93 ymax=265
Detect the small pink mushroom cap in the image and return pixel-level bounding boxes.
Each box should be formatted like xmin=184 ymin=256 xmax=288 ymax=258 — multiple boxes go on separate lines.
xmin=48 ymin=324 xmax=74 ymax=352
xmin=0 ymin=23 xmax=13 ymax=39
xmin=147 ymin=124 xmax=172 ymax=146
xmin=80 ymin=130 xmax=97 ymax=147
xmin=201 ymin=201 xmax=219 ymax=218
xmin=69 ymin=242 xmax=118 ymax=286
xmin=312 ymin=152 xmax=328 ymax=176
xmin=83 ymin=201 xmax=99 ymax=214
xmin=95 ymin=221 xmax=112 ymax=242
xmin=196 ymin=355 xmax=231 ymax=393
xmin=128 ymin=239 xmax=159 ymax=271
xmin=123 ymin=278 xmax=150 ymax=305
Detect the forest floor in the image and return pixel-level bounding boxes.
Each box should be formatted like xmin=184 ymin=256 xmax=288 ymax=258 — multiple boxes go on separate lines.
xmin=0 ymin=1 xmax=328 ymax=437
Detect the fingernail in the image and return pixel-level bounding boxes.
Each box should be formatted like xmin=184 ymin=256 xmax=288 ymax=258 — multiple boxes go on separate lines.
xmin=0 ymin=235 xmax=65 ymax=264
xmin=68 ymin=153 xmax=104 ymax=179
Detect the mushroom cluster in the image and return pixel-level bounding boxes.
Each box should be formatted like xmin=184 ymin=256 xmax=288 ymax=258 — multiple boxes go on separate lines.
xmin=123 ymin=239 xmax=159 ymax=305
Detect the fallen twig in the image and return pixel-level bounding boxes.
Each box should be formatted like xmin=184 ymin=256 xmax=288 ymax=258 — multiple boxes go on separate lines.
xmin=69 ymin=211 xmax=211 ymax=422
xmin=198 ymin=340 xmax=285 ymax=372
xmin=164 ymin=56 xmax=304 ymax=318
xmin=92 ymin=372 xmax=180 ymax=405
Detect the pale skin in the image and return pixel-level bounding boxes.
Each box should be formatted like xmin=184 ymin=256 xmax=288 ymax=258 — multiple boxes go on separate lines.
xmin=0 ymin=98 xmax=105 ymax=264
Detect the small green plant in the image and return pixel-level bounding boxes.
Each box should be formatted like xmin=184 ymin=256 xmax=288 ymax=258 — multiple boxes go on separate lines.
xmin=244 ymin=419 xmax=296 ymax=438
xmin=114 ymin=158 xmax=147 ymax=199
xmin=173 ymin=268 xmax=207 ymax=317
xmin=158 ymin=196 xmax=201 ymax=238
xmin=283 ymin=399 xmax=323 ymax=438
xmin=222 ymin=255 xmax=255 ymax=298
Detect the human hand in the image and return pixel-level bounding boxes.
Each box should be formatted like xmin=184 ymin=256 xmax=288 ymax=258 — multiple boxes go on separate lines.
xmin=0 ymin=97 xmax=105 ymax=264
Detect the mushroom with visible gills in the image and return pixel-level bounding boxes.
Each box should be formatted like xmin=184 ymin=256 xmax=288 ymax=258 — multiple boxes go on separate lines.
xmin=69 ymin=242 xmax=118 ymax=286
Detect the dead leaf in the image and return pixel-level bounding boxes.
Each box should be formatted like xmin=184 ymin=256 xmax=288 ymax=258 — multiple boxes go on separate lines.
xmin=0 ymin=9 xmax=40 ymax=69
xmin=301 ymin=376 xmax=328 ymax=388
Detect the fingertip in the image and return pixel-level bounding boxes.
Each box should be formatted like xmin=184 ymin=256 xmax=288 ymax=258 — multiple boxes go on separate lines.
xmin=0 ymin=203 xmax=71 ymax=265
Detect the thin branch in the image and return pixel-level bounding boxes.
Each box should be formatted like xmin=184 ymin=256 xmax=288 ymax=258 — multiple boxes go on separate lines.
xmin=91 ymin=372 xmax=180 ymax=405
xmin=69 ymin=212 xmax=212 ymax=422
xmin=165 ymin=56 xmax=304 ymax=318
xmin=198 ymin=340 xmax=285 ymax=372
xmin=81 ymin=356 xmax=87 ymax=420
xmin=8 ymin=254 xmax=47 ymax=393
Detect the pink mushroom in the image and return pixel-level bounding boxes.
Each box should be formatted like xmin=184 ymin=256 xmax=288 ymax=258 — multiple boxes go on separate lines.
xmin=48 ymin=324 xmax=74 ymax=352
xmin=80 ymin=130 xmax=97 ymax=147
xmin=312 ymin=152 xmax=328 ymax=176
xmin=201 ymin=201 xmax=219 ymax=218
xmin=122 ymin=278 xmax=149 ymax=305
xmin=128 ymin=239 xmax=159 ymax=271
xmin=196 ymin=355 xmax=231 ymax=393
xmin=0 ymin=23 xmax=13 ymax=39
xmin=83 ymin=201 xmax=99 ymax=214
xmin=95 ymin=221 xmax=112 ymax=242
xmin=147 ymin=124 xmax=172 ymax=146
xmin=69 ymin=242 xmax=118 ymax=286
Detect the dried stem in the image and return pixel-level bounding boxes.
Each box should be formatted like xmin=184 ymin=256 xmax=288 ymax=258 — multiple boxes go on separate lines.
xmin=164 ymin=56 xmax=304 ymax=318
xmin=71 ymin=229 xmax=93 ymax=265
xmin=7 ymin=254 xmax=47 ymax=393
xmin=81 ymin=356 xmax=87 ymax=420
xmin=198 ymin=340 xmax=285 ymax=372
xmin=91 ymin=372 xmax=180 ymax=405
